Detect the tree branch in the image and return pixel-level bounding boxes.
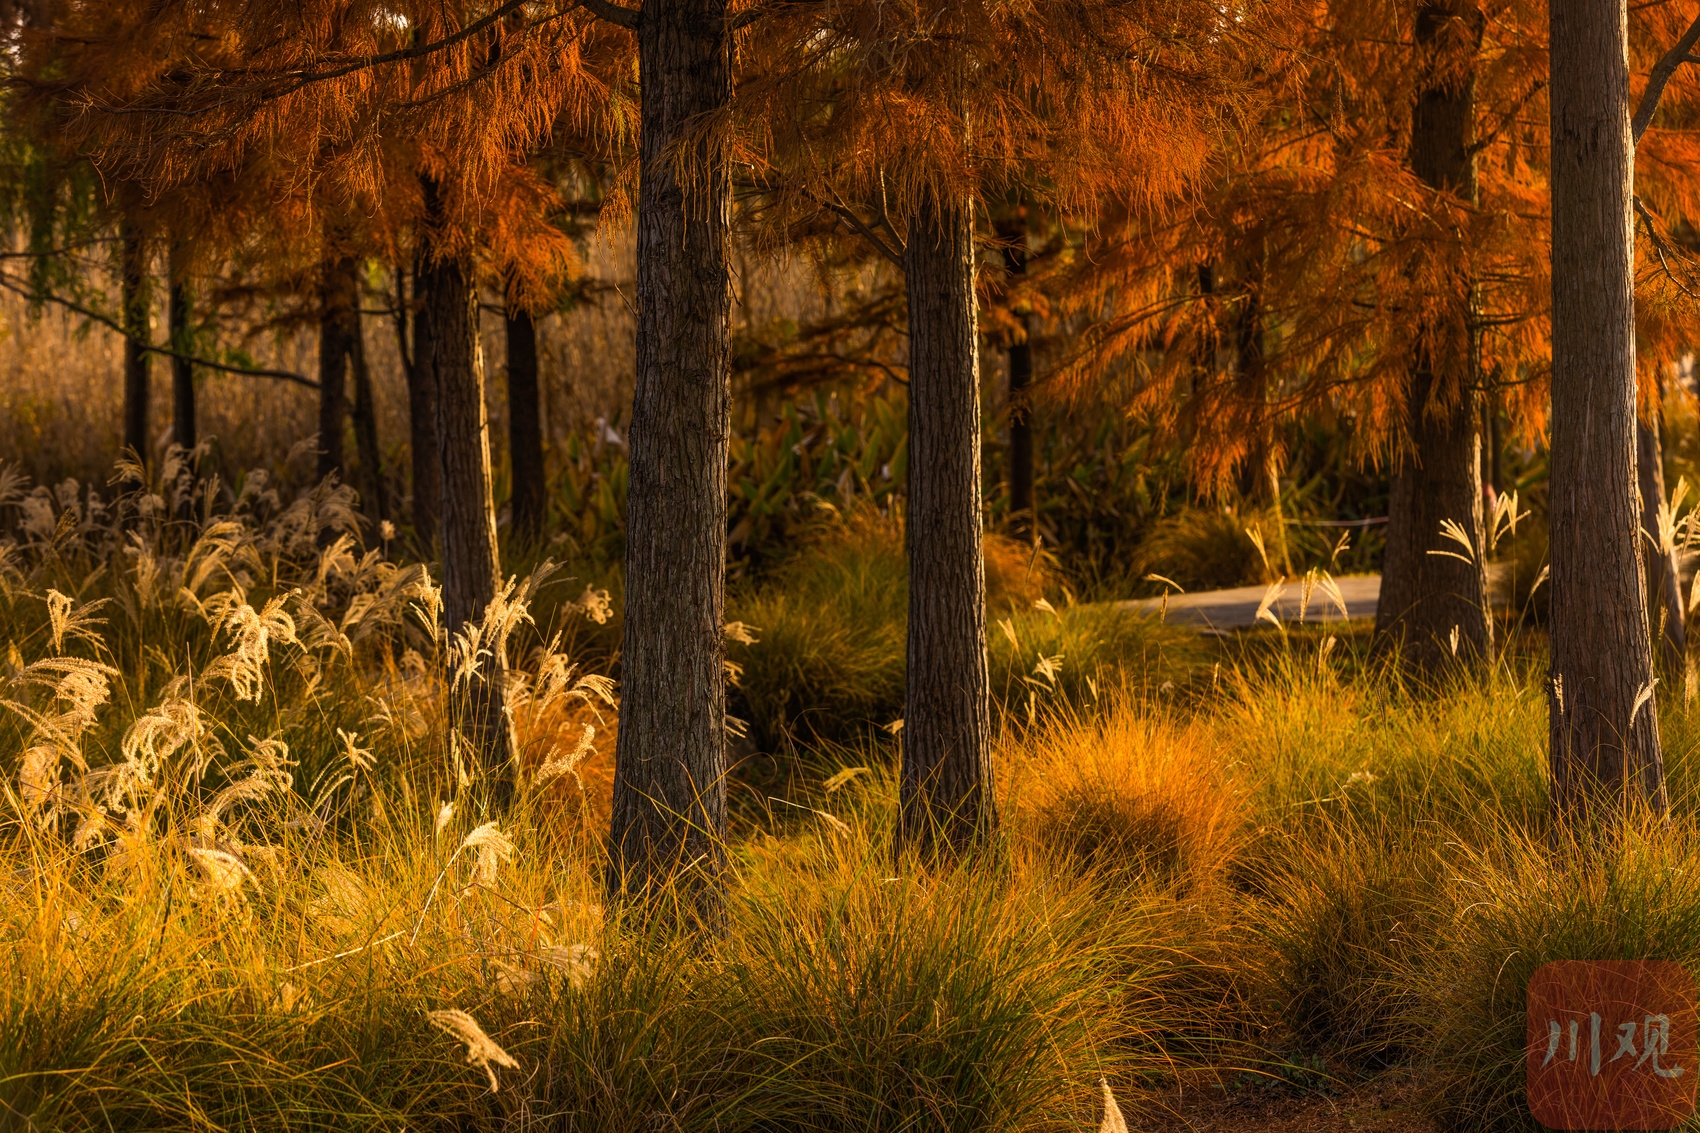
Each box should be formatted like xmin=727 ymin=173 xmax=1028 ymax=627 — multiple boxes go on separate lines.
xmin=1633 ymin=12 xmax=1700 ymax=144
xmin=729 ymin=0 xmax=829 ymax=33
xmin=818 ymin=192 xmax=905 ymax=269
xmin=0 ymin=271 xmax=318 ymax=389
xmin=578 ymin=0 xmax=641 ymax=31
xmin=88 ymin=0 xmax=534 ymax=118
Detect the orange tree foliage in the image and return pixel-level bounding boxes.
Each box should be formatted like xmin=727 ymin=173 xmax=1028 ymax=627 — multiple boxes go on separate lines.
xmin=1028 ymin=0 xmax=1700 ymax=496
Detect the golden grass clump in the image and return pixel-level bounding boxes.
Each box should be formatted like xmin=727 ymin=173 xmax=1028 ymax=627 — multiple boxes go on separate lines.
xmin=1000 ymin=699 xmax=1249 ymax=887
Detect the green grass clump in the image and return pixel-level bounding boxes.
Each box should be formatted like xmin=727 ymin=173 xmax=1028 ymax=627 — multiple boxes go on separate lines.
xmin=1408 ymin=829 xmax=1700 ymax=1133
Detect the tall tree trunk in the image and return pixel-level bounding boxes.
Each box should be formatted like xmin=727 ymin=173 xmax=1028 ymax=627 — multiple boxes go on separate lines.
xmin=417 ymin=180 xmax=515 ymax=807
xmin=1638 ymin=411 xmax=1685 ymax=672
xmin=505 ymin=303 xmax=547 ymax=546
xmin=317 ymin=251 xmax=357 ymax=484
xmin=1000 ymin=224 xmax=1034 ymax=537
xmin=898 ymin=193 xmax=994 ymax=858
xmin=1228 ymin=273 xmax=1292 ymax=578
xmin=349 ymin=302 xmax=388 ymax=522
xmin=403 ymin=247 xmax=441 ymax=550
xmin=120 ymin=222 xmax=150 ymax=470
xmin=1549 ymin=0 xmax=1666 ymax=820
xmin=1373 ymin=0 xmax=1493 ymax=670
xmin=608 ymin=0 xmax=733 ymax=917
xmin=167 ymin=241 xmax=195 ymax=452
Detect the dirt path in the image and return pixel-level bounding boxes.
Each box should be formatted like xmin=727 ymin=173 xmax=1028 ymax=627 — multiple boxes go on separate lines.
xmin=1118 ymin=576 xmax=1382 ymax=632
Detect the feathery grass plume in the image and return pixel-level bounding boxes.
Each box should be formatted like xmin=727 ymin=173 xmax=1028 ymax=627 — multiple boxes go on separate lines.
xmin=186 ymin=846 xmax=255 ymax=897
xmin=434 ymin=800 xmax=456 ymax=835
xmin=426 ymin=1009 xmax=519 ymax=1093
xmin=197 ymin=736 xmax=295 ymax=838
xmin=44 ymin=589 xmax=108 ymax=653
xmin=204 ymin=592 xmax=298 ymax=702
xmin=3 ymin=655 xmax=118 ymax=814
xmin=541 ymin=943 xmax=599 ymax=990
xmin=574 ymin=586 xmax=613 ymax=624
xmin=534 ymin=723 xmax=596 ymax=789
xmin=463 ymin=822 xmax=516 ymax=891
xmin=1100 ymin=1078 xmax=1128 ymax=1133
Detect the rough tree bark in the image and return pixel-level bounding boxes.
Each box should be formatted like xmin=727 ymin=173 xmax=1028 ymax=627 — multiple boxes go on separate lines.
xmin=119 ymin=222 xmax=149 ymax=469
xmin=1638 ymin=411 xmax=1685 ymax=672
xmin=505 ymin=303 xmax=547 ymax=546
xmin=608 ymin=0 xmax=733 ymax=916
xmin=317 ymin=251 xmax=357 ymax=484
xmin=1548 ymin=0 xmax=1667 ymax=820
xmin=898 ymin=193 xmax=994 ymax=858
xmin=417 ymin=177 xmax=515 ymax=806
xmin=167 ymin=241 xmax=195 ymax=452
xmin=403 ymin=242 xmax=441 ymax=549
xmin=1374 ymin=0 xmax=1493 ymax=671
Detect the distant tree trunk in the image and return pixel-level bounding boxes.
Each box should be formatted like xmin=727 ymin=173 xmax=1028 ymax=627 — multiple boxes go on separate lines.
xmin=898 ymin=193 xmax=994 ymax=859
xmin=317 ymin=251 xmax=357 ymax=484
xmin=1548 ymin=0 xmax=1666 ymax=820
xmin=349 ymin=302 xmax=388 ymax=522
xmin=120 ymin=222 xmax=149 ymax=470
xmin=1228 ymin=273 xmax=1292 ymax=579
xmin=403 ymin=245 xmax=441 ymax=550
xmin=417 ymin=178 xmax=515 ymax=807
xmin=505 ymin=303 xmax=547 ymax=546
xmin=608 ymin=0 xmax=733 ymax=918
xmin=1000 ymin=223 xmax=1034 ymax=537
xmin=1373 ymin=0 xmax=1493 ymax=671
xmin=167 ymin=241 xmax=195 ymax=452
xmin=1638 ymin=411 xmax=1685 ymax=672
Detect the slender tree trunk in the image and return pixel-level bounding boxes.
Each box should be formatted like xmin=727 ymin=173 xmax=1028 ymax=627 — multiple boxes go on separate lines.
xmin=167 ymin=242 xmax=195 ymax=452
xmin=417 ymin=180 xmax=515 ymax=807
xmin=1000 ymin=225 xmax=1034 ymax=537
xmin=1549 ymin=0 xmax=1666 ymax=820
xmin=1374 ymin=0 xmax=1493 ymax=671
xmin=505 ymin=303 xmax=547 ymax=546
xmin=608 ymin=0 xmax=733 ymax=917
xmin=349 ymin=302 xmax=388 ymax=522
xmin=403 ymin=247 xmax=441 ymax=550
xmin=317 ymin=251 xmax=357 ymax=484
xmin=120 ymin=222 xmax=150 ymax=469
xmin=899 ymin=193 xmax=994 ymax=859
xmin=1229 ymin=276 xmax=1292 ymax=579
xmin=1638 ymin=411 xmax=1685 ymax=672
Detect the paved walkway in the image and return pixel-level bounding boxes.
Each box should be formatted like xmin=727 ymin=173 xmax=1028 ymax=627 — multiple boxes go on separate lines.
xmin=1119 ymin=575 xmax=1382 ymax=632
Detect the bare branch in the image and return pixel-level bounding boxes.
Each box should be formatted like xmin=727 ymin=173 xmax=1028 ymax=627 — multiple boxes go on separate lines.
xmin=0 ymin=271 xmax=318 ymax=389
xmin=1634 ymin=194 xmax=1700 ymax=300
xmin=1633 ymin=12 xmax=1700 ymax=144
xmin=578 ymin=0 xmax=641 ymax=31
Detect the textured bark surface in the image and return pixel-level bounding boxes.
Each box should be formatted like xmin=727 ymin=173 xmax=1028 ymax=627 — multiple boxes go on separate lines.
xmin=1638 ymin=416 xmax=1685 ymax=671
xmin=899 ymin=195 xmax=994 ymax=858
xmin=505 ymin=305 xmax=547 ymax=546
xmin=316 ymin=254 xmax=357 ymax=483
xmin=167 ymin=242 xmax=196 ymax=452
xmin=1549 ymin=0 xmax=1666 ymax=818
xmin=120 ymin=224 xmax=149 ymax=466
xmin=350 ymin=311 xmax=388 ymax=522
xmin=1374 ymin=0 xmax=1493 ymax=671
xmin=405 ymin=245 xmax=441 ymax=550
xmin=608 ymin=0 xmax=733 ymax=915
xmin=418 ymin=230 xmax=515 ymax=804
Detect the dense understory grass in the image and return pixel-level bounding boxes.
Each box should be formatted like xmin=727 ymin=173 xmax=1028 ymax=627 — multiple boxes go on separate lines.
xmin=9 ymin=466 xmax=1700 ymax=1130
